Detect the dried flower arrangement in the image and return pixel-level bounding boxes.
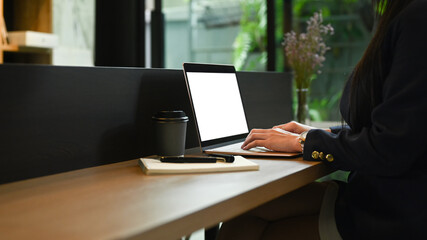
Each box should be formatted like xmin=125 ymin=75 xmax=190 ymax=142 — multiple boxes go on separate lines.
xmin=283 ymin=11 xmax=334 ymax=123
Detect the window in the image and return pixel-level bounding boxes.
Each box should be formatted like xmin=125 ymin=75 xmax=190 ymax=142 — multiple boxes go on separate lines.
xmin=163 ymin=0 xmax=274 ymax=72
xmin=163 ymin=0 xmax=372 ymax=121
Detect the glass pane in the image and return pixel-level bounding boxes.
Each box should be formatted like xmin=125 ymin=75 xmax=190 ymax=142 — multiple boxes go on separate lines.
xmin=53 ymin=0 xmax=95 ymax=66
xmin=163 ymin=0 xmax=266 ymax=71
xmin=164 ymin=0 xmax=373 ymax=122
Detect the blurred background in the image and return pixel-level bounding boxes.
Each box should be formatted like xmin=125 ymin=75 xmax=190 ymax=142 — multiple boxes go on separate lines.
xmin=2 ymin=0 xmax=374 ymax=122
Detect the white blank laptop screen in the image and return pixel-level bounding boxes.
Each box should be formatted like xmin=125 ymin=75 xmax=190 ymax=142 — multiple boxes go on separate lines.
xmin=186 ymin=72 xmax=249 ymax=141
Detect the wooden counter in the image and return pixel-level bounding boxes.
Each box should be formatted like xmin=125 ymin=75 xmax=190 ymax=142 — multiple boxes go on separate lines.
xmin=0 ymin=157 xmax=332 ymax=240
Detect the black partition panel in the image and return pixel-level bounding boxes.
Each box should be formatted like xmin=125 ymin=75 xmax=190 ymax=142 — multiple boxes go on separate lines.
xmin=0 ymin=64 xmax=292 ymax=184
xmin=237 ymin=71 xmax=293 ymax=129
xmin=135 ymin=68 xmax=199 ymax=155
xmin=0 ymin=65 xmax=190 ymax=184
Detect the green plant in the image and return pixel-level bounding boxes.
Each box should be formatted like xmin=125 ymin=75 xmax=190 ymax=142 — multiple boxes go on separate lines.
xmin=233 ymin=0 xmax=267 ymax=71
xmin=309 ymin=90 xmax=342 ymax=121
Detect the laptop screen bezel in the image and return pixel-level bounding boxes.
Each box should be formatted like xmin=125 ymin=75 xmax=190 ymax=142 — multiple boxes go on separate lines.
xmin=183 ymin=62 xmax=249 ymax=149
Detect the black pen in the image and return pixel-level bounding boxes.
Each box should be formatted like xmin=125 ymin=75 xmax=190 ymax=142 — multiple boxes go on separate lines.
xmin=159 ymin=156 xmax=227 ymax=163
xmin=207 ymin=153 xmax=235 ymax=163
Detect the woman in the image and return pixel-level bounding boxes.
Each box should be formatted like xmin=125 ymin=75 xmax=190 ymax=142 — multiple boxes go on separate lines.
xmin=218 ymin=0 xmax=427 ymax=239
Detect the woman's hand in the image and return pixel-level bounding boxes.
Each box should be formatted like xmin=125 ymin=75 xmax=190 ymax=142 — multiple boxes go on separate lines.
xmin=241 ymin=128 xmax=302 ymax=153
xmin=273 ymin=121 xmax=315 ymax=134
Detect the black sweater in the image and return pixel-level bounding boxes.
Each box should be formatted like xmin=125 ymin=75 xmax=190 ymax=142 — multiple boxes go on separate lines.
xmin=304 ymin=0 xmax=427 ymax=239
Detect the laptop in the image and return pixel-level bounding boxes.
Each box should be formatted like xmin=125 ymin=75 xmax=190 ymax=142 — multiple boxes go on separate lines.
xmin=183 ymin=62 xmax=300 ymax=157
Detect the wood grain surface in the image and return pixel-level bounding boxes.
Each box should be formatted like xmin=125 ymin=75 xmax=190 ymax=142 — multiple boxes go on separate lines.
xmin=0 ymin=157 xmax=332 ymax=240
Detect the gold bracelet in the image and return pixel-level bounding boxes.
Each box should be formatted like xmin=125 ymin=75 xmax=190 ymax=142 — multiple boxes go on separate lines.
xmin=299 ymin=131 xmax=308 ymax=152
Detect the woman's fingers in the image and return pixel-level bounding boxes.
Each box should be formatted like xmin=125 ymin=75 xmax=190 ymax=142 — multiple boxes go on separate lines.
xmin=274 ymin=121 xmax=314 ymax=134
xmin=241 ymin=129 xmax=271 ymax=149
xmin=242 ymin=139 xmax=266 ymax=150
xmin=241 ymin=128 xmax=300 ymax=152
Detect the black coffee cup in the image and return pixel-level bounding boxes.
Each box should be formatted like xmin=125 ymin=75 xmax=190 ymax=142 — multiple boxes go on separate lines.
xmin=152 ymin=110 xmax=189 ymax=157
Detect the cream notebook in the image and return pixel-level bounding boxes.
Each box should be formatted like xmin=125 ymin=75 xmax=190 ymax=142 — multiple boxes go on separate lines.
xmin=138 ymin=156 xmax=259 ymax=175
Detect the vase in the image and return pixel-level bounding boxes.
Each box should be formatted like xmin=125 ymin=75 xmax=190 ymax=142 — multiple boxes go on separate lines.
xmin=296 ymin=88 xmax=310 ymax=124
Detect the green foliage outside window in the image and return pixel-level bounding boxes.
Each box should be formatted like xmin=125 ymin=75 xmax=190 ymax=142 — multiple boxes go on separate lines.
xmin=233 ymin=0 xmax=373 ymax=121
xmin=233 ymin=0 xmax=267 ymax=71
